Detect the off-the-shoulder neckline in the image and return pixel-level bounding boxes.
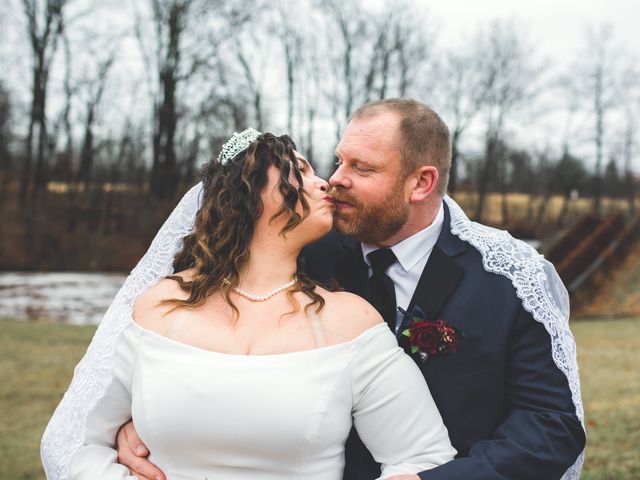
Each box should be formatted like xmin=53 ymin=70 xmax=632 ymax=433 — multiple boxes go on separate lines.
xmin=128 ymin=318 xmax=389 ymax=359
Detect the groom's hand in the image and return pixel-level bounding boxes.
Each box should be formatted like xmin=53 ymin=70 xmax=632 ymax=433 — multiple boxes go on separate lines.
xmin=116 ymin=420 xmax=166 ymax=480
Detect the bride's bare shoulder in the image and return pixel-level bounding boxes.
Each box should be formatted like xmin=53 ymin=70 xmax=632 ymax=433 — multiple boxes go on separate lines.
xmin=316 ymin=287 xmax=383 ymax=340
xmin=132 ymin=269 xmax=194 ymax=331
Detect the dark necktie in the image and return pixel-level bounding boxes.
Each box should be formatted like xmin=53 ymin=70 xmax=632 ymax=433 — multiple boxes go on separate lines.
xmin=367 ymin=248 xmax=398 ymax=333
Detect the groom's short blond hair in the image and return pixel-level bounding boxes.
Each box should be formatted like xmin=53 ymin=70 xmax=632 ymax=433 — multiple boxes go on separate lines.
xmin=351 ymin=99 xmax=451 ymax=196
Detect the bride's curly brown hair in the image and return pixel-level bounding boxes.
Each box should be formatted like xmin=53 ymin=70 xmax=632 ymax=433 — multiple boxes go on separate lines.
xmin=163 ymin=132 xmax=326 ymax=318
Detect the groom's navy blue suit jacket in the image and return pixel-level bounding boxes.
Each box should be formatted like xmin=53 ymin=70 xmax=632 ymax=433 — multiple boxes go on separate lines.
xmin=301 ymin=202 xmax=585 ymax=480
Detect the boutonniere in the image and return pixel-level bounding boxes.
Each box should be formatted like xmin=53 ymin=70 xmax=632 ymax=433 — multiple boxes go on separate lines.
xmin=399 ymin=306 xmax=464 ymax=363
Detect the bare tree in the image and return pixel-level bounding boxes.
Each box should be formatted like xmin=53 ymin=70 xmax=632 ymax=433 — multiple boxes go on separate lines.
xmin=0 ymin=80 xmax=12 ymax=209
xmin=136 ymin=0 xmax=254 ymax=199
xmin=0 ymin=81 xmax=10 ymax=174
xmin=53 ymin=32 xmax=75 ymax=181
xmin=138 ymin=0 xmax=204 ymax=199
xmin=319 ymin=0 xmax=432 ymax=144
xmin=588 ymin=26 xmax=613 ymax=213
xmin=272 ymin=1 xmax=304 ymax=135
xmin=297 ymin=33 xmax=323 ymax=168
xmin=570 ymin=24 xmax=626 ymax=213
xmin=362 ymin=12 xmax=392 ymax=102
xmin=232 ymin=33 xmax=267 ymax=131
xmin=77 ymin=46 xmax=117 ymax=188
xmin=109 ymin=117 xmax=146 ymax=188
xmin=363 ymin=1 xmax=433 ymax=101
xmin=320 ymin=0 xmax=368 ymax=129
xmin=149 ymin=0 xmax=192 ymax=199
xmin=554 ymin=150 xmax=587 ymax=227
xmin=20 ymin=0 xmax=68 ymax=204
xmin=618 ymin=66 xmax=640 ymax=213
xmin=436 ymin=48 xmax=484 ymax=195
xmin=472 ymin=21 xmax=540 ymax=223
xmin=393 ymin=6 xmax=434 ymax=98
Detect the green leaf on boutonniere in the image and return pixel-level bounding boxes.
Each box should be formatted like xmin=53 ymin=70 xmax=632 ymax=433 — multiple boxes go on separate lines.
xmin=402 ymin=329 xmax=410 ymax=337
xmin=411 ymin=345 xmax=419 ymax=354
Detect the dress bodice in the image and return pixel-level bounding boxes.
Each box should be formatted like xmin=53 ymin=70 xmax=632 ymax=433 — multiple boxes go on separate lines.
xmin=68 ymin=320 xmax=455 ymax=480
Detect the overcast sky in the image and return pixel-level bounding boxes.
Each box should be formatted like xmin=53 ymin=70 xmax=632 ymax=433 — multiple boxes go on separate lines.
xmin=427 ymin=0 xmax=637 ymax=62
xmin=1 ymin=0 xmax=638 ymax=173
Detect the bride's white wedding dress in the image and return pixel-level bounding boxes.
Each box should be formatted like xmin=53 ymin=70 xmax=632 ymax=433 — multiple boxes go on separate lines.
xmin=68 ymin=319 xmax=455 ymax=480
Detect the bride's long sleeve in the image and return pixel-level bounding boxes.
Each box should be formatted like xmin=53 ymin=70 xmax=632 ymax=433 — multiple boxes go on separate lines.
xmin=350 ymin=324 xmax=457 ymax=479
xmin=65 ymin=326 xmax=140 ymax=479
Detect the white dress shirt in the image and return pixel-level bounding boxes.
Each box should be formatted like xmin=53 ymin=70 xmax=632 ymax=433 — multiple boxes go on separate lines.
xmin=362 ymin=203 xmax=445 ymax=332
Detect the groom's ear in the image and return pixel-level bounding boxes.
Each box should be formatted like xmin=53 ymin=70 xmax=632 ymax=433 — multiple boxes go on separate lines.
xmin=409 ymin=166 xmax=438 ymax=203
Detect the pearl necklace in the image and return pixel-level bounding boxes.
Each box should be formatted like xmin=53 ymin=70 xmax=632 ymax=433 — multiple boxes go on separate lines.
xmin=223 ymin=278 xmax=297 ymax=302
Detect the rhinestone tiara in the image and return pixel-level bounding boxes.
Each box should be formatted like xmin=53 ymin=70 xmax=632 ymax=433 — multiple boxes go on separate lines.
xmin=217 ymin=128 xmax=262 ymax=164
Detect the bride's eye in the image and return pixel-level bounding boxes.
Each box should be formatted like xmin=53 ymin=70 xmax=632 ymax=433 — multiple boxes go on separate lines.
xmin=298 ymin=160 xmax=312 ymax=174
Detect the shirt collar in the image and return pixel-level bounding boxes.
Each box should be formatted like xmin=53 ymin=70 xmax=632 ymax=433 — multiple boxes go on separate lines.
xmin=362 ymin=202 xmax=445 ymax=272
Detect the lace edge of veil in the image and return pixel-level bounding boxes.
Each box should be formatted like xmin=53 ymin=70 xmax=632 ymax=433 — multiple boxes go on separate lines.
xmin=444 ymin=196 xmax=585 ymax=480
xmin=40 ymin=183 xmax=204 ymax=480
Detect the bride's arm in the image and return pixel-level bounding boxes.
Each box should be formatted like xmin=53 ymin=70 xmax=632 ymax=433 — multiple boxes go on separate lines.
xmin=350 ymin=321 xmax=456 ymax=479
xmin=70 ymin=326 xmax=140 ymax=479
xmin=42 ymin=325 xmax=140 ymax=480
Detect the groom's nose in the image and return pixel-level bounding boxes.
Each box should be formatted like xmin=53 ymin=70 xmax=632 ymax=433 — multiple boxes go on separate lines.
xmin=329 ymin=165 xmax=352 ymax=189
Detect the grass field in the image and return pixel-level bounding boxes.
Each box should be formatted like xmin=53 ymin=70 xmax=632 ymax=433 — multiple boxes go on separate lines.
xmin=1 ymin=317 xmax=638 ymax=479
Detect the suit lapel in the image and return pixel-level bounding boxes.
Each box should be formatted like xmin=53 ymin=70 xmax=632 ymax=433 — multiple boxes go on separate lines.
xmin=399 ymin=202 xmax=466 ymax=334
xmin=402 ymin=245 xmax=464 ymax=329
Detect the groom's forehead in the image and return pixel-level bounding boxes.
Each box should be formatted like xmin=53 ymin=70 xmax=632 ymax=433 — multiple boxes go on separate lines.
xmin=339 ymin=114 xmax=401 ymax=147
xmin=336 ymin=133 xmax=401 ymax=164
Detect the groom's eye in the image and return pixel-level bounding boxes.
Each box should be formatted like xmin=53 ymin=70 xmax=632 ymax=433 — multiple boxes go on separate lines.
xmin=353 ymin=163 xmax=372 ymax=173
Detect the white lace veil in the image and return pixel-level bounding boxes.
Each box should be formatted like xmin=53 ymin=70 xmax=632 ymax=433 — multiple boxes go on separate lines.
xmin=40 ymin=188 xmax=584 ymax=480
xmin=444 ymin=196 xmax=585 ymax=480
xmin=41 ymin=182 xmax=204 ymax=480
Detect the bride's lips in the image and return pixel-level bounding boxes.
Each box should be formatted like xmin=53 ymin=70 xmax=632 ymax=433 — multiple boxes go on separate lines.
xmin=323 ymin=196 xmax=335 ymax=207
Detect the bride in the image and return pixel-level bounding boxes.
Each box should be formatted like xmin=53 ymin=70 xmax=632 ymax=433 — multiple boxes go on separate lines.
xmin=41 ymin=129 xmax=455 ymax=479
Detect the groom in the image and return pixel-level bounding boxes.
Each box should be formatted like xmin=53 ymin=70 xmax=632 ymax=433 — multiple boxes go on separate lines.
xmin=117 ymin=99 xmax=585 ymax=479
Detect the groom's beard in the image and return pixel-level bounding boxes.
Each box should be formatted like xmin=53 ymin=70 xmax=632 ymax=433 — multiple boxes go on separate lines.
xmin=332 ymin=182 xmax=409 ymax=245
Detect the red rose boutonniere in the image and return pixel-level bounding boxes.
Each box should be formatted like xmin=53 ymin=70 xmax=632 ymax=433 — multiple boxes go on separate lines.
xmin=399 ymin=306 xmax=464 ymax=362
